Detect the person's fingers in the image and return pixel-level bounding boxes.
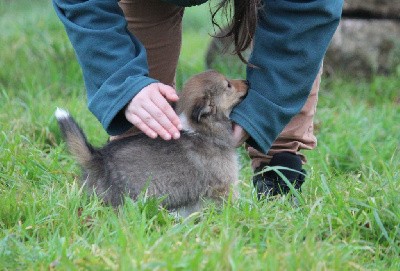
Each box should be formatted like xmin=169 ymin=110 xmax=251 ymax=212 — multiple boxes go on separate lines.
xmin=125 ymin=112 xmax=157 ymax=139
xmin=158 ymin=83 xmax=179 ymax=102
xmin=155 ymin=84 xmax=182 ymax=131
xmin=149 ymin=91 xmax=182 ymax=134
xmin=142 ymin=101 xmax=180 ymax=140
xmin=138 ymin=106 xmax=174 ymax=140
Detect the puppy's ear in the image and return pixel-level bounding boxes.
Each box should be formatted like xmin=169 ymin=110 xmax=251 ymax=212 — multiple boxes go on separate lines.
xmin=191 ymin=97 xmax=212 ymax=123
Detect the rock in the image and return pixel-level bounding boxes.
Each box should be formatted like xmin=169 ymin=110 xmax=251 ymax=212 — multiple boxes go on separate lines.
xmin=324 ymin=19 xmax=400 ymax=78
xmin=343 ymin=0 xmax=400 ymax=19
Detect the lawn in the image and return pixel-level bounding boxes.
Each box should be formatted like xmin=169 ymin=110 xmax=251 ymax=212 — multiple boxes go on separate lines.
xmin=0 ymin=1 xmax=399 ymax=270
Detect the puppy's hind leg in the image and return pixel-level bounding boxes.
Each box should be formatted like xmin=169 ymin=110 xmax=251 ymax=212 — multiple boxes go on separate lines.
xmin=176 ymin=201 xmax=202 ymax=218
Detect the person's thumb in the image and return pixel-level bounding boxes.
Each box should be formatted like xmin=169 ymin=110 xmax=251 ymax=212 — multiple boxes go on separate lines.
xmin=232 ymin=123 xmax=249 ymax=148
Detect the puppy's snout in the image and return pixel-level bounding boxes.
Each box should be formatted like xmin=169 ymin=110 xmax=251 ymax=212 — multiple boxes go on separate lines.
xmin=231 ymin=79 xmax=249 ymax=95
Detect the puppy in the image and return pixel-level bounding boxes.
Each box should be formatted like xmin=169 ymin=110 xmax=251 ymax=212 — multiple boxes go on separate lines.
xmin=55 ymin=70 xmax=248 ymax=215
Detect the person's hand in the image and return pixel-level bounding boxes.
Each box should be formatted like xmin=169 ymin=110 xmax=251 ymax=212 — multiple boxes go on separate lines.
xmin=232 ymin=123 xmax=249 ymax=147
xmin=125 ymin=82 xmax=182 ymax=140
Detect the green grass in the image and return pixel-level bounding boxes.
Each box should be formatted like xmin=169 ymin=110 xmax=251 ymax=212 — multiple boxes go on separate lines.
xmin=1 ymin=1 xmax=399 ymax=270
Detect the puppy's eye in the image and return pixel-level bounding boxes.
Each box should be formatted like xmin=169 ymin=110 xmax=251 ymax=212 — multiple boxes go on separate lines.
xmin=227 ymin=81 xmax=232 ymax=88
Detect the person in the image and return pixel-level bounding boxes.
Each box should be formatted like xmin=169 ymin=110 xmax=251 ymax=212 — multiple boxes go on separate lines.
xmin=53 ymin=0 xmax=343 ymax=198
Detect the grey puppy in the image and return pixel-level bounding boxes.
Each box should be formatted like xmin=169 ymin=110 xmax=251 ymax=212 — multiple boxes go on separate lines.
xmin=55 ymin=70 xmax=248 ymax=215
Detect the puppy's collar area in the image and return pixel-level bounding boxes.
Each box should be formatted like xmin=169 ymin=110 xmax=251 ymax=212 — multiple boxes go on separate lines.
xmin=178 ymin=113 xmax=195 ymax=133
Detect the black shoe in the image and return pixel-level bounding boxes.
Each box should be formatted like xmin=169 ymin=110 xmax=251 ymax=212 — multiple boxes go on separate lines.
xmin=253 ymin=152 xmax=306 ymax=199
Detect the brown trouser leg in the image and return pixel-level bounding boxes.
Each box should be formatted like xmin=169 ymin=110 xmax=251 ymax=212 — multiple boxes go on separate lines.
xmin=118 ymin=0 xmax=184 ymax=87
xmin=247 ymin=66 xmax=323 ymax=169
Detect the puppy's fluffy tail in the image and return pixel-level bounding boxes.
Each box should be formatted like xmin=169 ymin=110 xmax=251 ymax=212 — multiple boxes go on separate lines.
xmin=55 ymin=108 xmax=94 ymax=167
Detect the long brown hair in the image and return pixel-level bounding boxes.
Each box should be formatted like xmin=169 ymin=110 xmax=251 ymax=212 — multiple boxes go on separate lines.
xmin=211 ymin=0 xmax=262 ymax=63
